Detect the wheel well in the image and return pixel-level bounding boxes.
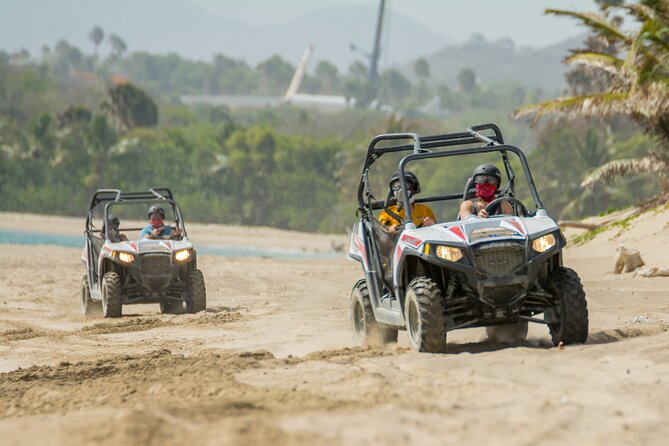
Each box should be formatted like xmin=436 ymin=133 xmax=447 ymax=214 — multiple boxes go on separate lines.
xmin=100 ymin=258 xmax=121 ymax=280
xmin=398 ymin=255 xmax=448 ymax=305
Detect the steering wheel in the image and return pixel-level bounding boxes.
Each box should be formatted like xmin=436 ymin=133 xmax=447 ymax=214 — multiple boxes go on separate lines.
xmin=484 ymin=197 xmax=528 ymax=217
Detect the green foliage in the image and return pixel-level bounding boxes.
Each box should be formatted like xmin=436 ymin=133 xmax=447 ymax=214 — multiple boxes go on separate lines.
xmin=457 ymin=68 xmax=477 ymax=93
xmin=571 ymin=212 xmax=641 ymax=245
xmin=414 ymin=58 xmax=430 ymax=80
xmin=105 ymin=83 xmax=158 ymax=130
xmin=2 ymin=32 xmax=663 ymax=233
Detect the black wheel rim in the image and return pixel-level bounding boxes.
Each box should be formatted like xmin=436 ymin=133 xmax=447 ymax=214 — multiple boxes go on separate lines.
xmin=408 ymin=299 xmax=420 ymax=346
xmin=353 ymin=299 xmax=365 ymax=337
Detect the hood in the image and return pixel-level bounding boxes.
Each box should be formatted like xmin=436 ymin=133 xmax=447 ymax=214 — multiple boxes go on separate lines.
xmin=401 ymin=215 xmax=558 ymax=247
xmin=104 ymin=238 xmax=193 ymax=254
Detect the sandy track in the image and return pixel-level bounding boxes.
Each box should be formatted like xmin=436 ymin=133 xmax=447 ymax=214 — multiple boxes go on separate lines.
xmin=1 ymin=208 xmax=669 ymax=445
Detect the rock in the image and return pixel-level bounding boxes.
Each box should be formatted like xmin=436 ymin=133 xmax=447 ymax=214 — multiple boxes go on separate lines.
xmin=614 ymin=245 xmax=645 ymax=274
xmin=634 ymin=266 xmax=669 ymax=277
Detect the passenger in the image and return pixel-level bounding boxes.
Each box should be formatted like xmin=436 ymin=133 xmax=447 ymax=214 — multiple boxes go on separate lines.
xmin=102 ymin=214 xmax=128 ymax=243
xmin=378 ymin=171 xmax=436 ymax=233
xmin=459 ymin=164 xmax=513 ymax=219
xmin=141 ymin=206 xmax=182 ymax=240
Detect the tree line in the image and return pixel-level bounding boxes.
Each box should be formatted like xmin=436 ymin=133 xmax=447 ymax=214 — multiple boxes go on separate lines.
xmin=2 ymin=1 xmax=668 ymax=234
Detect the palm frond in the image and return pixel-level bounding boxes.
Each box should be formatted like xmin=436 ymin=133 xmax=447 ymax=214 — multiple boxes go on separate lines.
xmin=545 ymin=9 xmax=629 ymax=43
xmin=565 ymin=51 xmax=625 ymax=75
xmin=513 ymin=93 xmax=630 ymax=126
xmin=609 ymin=4 xmax=652 ymax=23
xmin=581 ymin=155 xmax=667 ymax=189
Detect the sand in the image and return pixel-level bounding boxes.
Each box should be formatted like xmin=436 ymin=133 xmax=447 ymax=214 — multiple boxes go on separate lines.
xmin=0 ymin=208 xmax=669 ymax=445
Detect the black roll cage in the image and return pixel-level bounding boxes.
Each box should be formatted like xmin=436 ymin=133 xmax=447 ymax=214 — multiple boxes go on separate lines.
xmin=85 ymin=187 xmax=188 ymax=240
xmin=356 ymin=123 xmax=544 ymax=226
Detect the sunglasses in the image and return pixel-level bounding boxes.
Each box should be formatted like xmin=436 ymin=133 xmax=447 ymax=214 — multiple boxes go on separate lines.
xmin=474 ymin=175 xmax=499 ymax=185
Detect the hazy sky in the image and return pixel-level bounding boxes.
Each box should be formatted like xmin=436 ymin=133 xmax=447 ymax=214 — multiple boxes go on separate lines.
xmin=0 ymin=0 xmax=600 ymax=70
xmin=190 ymin=0 xmax=598 ymax=48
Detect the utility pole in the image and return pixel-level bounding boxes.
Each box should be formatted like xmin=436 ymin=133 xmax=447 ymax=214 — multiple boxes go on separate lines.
xmin=368 ymin=0 xmax=386 ymax=86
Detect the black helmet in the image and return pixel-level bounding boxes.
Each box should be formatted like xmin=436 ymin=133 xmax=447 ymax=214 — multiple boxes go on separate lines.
xmin=147 ymin=206 xmax=165 ymax=218
xmin=388 ymin=170 xmax=421 ymax=193
xmin=106 ymin=214 xmax=120 ymax=229
xmin=472 ymin=164 xmax=502 ymax=184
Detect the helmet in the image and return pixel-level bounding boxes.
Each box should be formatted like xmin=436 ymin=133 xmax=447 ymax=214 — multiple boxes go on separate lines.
xmin=388 ymin=170 xmax=421 ymax=194
xmin=147 ymin=206 xmax=166 ymax=219
xmin=106 ymin=214 xmax=120 ymax=229
xmin=472 ymin=164 xmax=502 ymax=185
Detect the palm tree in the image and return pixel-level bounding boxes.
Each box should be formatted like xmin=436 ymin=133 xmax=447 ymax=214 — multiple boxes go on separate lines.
xmin=514 ymin=1 xmax=669 ymax=194
xmin=88 ymin=26 xmax=104 ymax=59
xmin=108 ymin=33 xmax=127 ymax=59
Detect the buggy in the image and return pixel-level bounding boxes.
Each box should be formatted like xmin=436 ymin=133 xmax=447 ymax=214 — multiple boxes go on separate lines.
xmin=348 ymin=124 xmax=588 ymax=352
xmin=81 ymin=188 xmax=206 ymax=318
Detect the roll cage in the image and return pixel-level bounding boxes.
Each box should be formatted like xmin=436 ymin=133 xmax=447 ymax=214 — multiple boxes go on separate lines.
xmin=356 ymin=123 xmax=545 ymax=227
xmin=85 ymin=187 xmax=188 ymax=241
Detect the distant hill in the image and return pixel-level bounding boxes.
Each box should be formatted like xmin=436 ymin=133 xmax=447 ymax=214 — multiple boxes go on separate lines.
xmin=403 ymin=33 xmax=585 ymax=93
xmin=0 ymin=0 xmax=450 ymax=69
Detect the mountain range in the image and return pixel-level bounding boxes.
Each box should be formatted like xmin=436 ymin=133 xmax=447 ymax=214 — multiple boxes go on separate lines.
xmin=1 ymin=0 xmax=582 ymax=91
xmin=0 ymin=0 xmax=450 ymax=69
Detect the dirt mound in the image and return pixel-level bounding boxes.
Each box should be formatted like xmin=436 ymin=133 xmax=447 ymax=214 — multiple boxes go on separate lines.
xmin=0 ymin=324 xmax=50 ymax=343
xmin=172 ymin=310 xmax=246 ymax=327
xmin=77 ymin=310 xmax=245 ymax=335
xmin=588 ymin=322 xmax=669 ymax=344
xmin=79 ymin=317 xmax=168 ymax=335
xmin=0 ymin=349 xmax=276 ymax=417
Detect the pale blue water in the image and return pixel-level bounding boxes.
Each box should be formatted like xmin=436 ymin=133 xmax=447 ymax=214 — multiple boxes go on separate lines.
xmin=0 ymin=229 xmax=340 ymax=260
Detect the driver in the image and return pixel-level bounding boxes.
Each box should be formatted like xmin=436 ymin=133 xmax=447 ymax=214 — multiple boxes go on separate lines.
xmin=141 ymin=206 xmax=182 ymax=240
xmin=378 ymin=171 xmax=436 ymax=233
xmin=459 ymin=164 xmax=513 ymax=219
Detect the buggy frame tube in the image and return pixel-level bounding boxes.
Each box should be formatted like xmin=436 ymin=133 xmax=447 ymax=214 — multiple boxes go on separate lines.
xmin=398 ymin=145 xmax=544 ymax=225
xmin=357 ymin=125 xmax=509 ymax=212
xmin=102 ymin=199 xmax=188 ymax=240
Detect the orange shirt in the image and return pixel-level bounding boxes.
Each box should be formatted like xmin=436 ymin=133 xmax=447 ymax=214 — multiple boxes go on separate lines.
xmin=378 ymin=203 xmax=436 ymax=228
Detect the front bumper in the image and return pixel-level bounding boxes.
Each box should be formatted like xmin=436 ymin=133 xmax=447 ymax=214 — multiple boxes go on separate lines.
xmin=117 ymin=253 xmax=190 ymax=303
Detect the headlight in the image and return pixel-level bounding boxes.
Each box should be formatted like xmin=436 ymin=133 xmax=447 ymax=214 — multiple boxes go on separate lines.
xmin=116 ymin=252 xmax=135 ymax=263
xmin=532 ymin=233 xmax=557 ymax=253
xmin=435 ymin=245 xmax=463 ymax=262
xmin=175 ymin=249 xmax=191 ymax=262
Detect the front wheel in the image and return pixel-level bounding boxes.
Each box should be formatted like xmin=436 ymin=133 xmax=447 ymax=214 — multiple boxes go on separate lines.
xmin=546 ymin=267 xmax=588 ymax=345
xmin=350 ymin=279 xmax=398 ymax=348
xmin=186 ymin=269 xmax=206 ymax=313
xmin=405 ymin=277 xmax=447 ymax=353
xmin=101 ymin=272 xmax=122 ymax=318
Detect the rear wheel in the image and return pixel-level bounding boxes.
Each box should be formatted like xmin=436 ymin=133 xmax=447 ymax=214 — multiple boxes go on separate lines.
xmin=486 ymin=321 xmax=528 ymax=342
xmin=546 ymin=267 xmax=589 ymax=345
xmin=186 ymin=269 xmax=206 ymax=313
xmin=81 ymin=274 xmax=101 ymax=317
xmin=101 ymin=272 xmax=122 ymax=318
xmin=350 ymin=279 xmax=398 ymax=348
xmin=405 ymin=277 xmax=447 ymax=353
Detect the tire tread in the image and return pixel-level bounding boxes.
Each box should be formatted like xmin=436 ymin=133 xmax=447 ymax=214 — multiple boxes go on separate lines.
xmin=547 ymin=267 xmax=589 ymax=345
